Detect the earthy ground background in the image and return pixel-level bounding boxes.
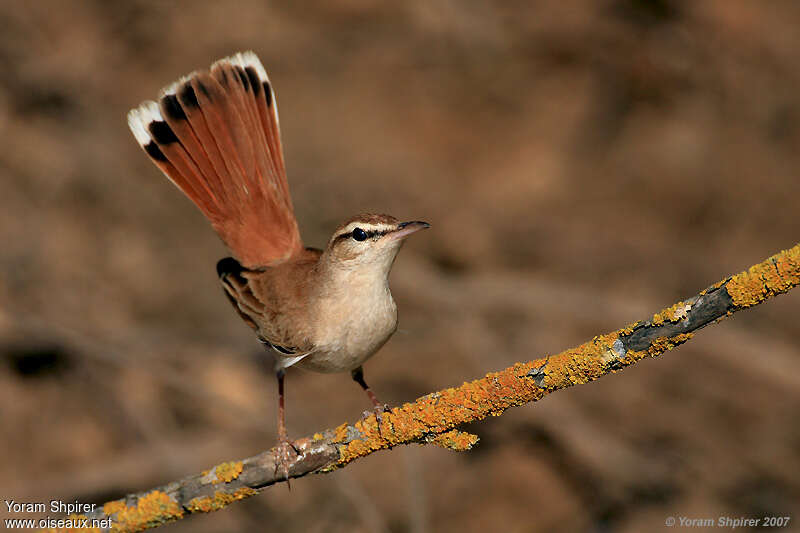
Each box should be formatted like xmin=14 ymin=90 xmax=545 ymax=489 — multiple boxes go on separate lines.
xmin=1 ymin=1 xmax=799 ymax=532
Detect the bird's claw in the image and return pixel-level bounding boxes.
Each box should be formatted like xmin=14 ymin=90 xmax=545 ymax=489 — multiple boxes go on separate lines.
xmin=274 ymin=437 xmax=298 ymax=488
xmin=361 ymin=403 xmax=390 ymax=439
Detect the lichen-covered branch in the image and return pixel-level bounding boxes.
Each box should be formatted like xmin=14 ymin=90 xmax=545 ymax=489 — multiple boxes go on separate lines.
xmin=44 ymin=244 xmax=800 ymax=533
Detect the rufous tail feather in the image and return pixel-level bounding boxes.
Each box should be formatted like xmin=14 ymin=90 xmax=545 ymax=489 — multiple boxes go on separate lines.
xmin=128 ymin=51 xmax=302 ymax=267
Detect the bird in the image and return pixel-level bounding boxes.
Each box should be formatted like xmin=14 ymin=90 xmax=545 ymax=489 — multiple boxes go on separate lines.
xmin=126 ymin=51 xmax=429 ymax=482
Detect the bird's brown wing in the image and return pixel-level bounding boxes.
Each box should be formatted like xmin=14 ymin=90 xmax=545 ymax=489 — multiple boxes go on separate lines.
xmin=128 ymin=52 xmax=302 ymax=268
xmin=216 ymin=250 xmax=320 ymax=363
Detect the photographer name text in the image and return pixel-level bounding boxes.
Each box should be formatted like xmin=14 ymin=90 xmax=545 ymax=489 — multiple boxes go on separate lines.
xmin=4 ymin=499 xmax=111 ymax=530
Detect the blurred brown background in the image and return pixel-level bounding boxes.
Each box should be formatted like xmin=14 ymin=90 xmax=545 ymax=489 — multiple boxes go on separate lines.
xmin=1 ymin=1 xmax=799 ymax=532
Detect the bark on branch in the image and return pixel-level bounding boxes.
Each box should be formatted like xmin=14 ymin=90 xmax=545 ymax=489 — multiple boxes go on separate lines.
xmin=46 ymin=244 xmax=800 ymax=533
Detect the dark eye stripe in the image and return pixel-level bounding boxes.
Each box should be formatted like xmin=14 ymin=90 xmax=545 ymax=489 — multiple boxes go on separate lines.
xmin=333 ymin=228 xmax=390 ymax=244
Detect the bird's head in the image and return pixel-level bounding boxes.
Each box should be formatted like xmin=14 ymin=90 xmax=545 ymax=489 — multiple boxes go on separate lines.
xmin=323 ymin=213 xmax=429 ymax=277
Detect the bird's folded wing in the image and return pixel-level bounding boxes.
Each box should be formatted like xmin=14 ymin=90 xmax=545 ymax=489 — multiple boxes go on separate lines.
xmin=216 ymin=257 xmax=316 ymax=362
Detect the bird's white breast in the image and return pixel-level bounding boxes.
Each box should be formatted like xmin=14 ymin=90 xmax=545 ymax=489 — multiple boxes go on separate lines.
xmin=298 ymin=275 xmax=398 ymax=373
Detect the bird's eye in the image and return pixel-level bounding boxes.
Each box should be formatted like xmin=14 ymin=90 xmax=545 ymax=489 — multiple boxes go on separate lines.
xmin=352 ymin=227 xmax=368 ymax=241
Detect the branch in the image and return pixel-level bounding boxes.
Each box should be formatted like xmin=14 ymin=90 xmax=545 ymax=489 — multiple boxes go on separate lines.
xmin=47 ymin=244 xmax=800 ymax=533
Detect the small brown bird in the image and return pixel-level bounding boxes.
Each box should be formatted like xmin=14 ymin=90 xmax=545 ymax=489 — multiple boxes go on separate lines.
xmin=127 ymin=51 xmax=429 ymax=479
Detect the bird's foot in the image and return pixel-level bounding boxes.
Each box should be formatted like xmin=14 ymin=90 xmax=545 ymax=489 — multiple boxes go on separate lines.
xmin=362 ymin=403 xmax=390 ymax=440
xmin=274 ymin=436 xmax=298 ymax=488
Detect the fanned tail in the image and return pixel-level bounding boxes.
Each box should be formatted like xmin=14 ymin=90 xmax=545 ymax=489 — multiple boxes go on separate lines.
xmin=127 ymin=51 xmax=302 ymax=267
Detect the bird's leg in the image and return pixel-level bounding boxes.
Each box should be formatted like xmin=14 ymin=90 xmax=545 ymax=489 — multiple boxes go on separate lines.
xmin=275 ymin=368 xmax=296 ymax=487
xmin=351 ymin=366 xmax=388 ymax=436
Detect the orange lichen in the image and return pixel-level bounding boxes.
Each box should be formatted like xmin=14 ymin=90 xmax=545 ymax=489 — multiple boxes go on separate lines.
xmin=103 ymin=490 xmax=183 ymax=532
xmin=429 ymin=429 xmax=480 ymax=451
xmin=213 ymin=461 xmax=243 ymax=484
xmin=103 ymin=500 xmax=126 ymax=518
xmin=333 ymin=422 xmax=351 ymax=443
xmin=727 ymin=262 xmax=772 ymax=307
xmin=727 ymin=245 xmax=800 ymax=308
xmin=545 ymin=344 xmax=607 ymax=387
xmin=186 ymin=488 xmax=257 ymax=514
xmin=652 ymin=300 xmax=691 ymax=325
xmin=647 ymin=333 xmax=694 ymax=358
xmin=327 ymin=316 xmax=711 ymax=468
xmin=774 ymin=247 xmax=800 ymax=289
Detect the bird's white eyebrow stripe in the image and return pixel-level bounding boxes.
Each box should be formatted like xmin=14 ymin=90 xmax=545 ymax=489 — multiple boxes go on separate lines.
xmin=346 ymin=222 xmax=396 ymax=232
xmin=333 ymin=224 xmax=395 ymax=242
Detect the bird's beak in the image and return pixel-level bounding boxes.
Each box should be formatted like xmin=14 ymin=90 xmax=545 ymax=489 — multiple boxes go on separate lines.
xmin=386 ymin=220 xmax=431 ymax=241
